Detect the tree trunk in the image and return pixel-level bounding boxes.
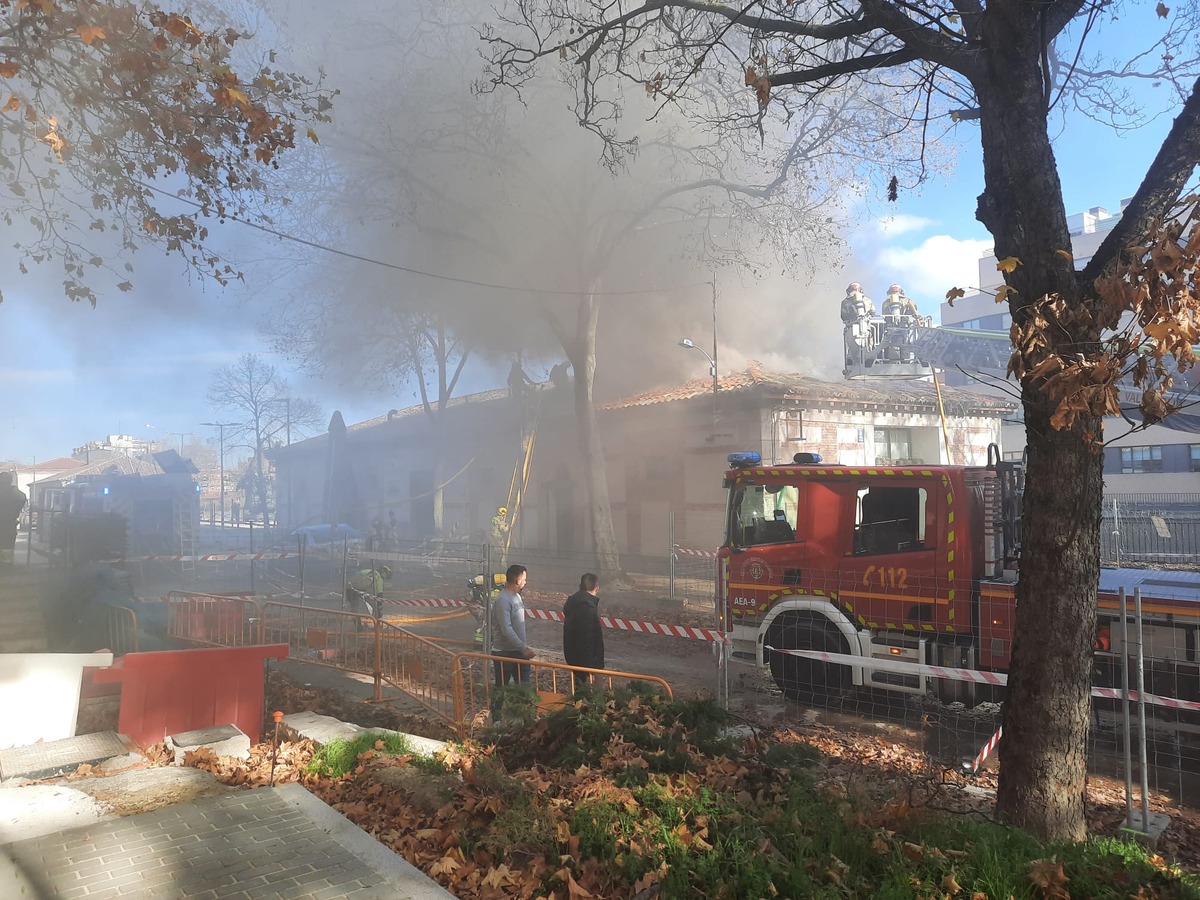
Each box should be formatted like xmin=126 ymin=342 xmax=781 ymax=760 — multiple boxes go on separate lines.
xmin=253 ymin=439 xmax=271 ymax=525
xmin=569 ymin=292 xmax=621 ymax=577
xmin=432 ymin=409 xmax=447 ymax=537
xmin=973 ymin=14 xmax=1104 ymax=841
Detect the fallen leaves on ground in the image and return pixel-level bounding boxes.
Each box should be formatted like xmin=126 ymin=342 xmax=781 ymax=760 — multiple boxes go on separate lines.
xmin=163 ymin=670 xmax=1200 ymax=898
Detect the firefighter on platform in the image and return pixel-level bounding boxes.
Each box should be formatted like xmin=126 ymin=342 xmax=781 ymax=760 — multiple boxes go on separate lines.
xmin=346 ymin=564 xmax=391 ymax=618
xmin=840 ymin=282 xmax=872 ymax=323
xmin=491 ymin=506 xmax=510 ymax=569
xmin=882 ymin=283 xmax=904 ymax=318
xmin=883 ymin=283 xmax=920 ymax=320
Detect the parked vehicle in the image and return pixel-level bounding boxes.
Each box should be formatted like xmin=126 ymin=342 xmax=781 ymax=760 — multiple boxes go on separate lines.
xmin=720 ymin=447 xmax=1200 ymax=713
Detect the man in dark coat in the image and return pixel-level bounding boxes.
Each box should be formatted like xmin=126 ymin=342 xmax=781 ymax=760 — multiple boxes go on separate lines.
xmin=563 ymin=572 xmax=603 ymax=692
xmin=0 ymin=472 xmax=27 ymax=566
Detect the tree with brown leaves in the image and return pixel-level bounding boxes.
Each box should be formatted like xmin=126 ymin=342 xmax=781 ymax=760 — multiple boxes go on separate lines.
xmin=0 ymin=0 xmax=333 ymax=305
xmin=484 ymin=0 xmax=1200 ymax=841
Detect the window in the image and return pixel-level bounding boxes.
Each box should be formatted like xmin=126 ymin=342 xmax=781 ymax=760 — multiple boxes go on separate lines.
xmin=730 ymin=484 xmax=800 ymax=547
xmin=1191 ymin=445 xmax=1200 ymax=473
xmin=875 ymin=428 xmax=912 ymax=464
xmin=780 ymin=411 xmax=804 ymax=442
xmin=854 ymin=486 xmax=927 ymax=555
xmin=1120 ymin=446 xmax=1163 ymax=474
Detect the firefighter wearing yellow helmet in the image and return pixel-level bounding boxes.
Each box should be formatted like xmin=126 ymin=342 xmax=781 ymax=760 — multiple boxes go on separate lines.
xmin=346 ymin=564 xmax=392 ymax=618
xmin=883 ymin=283 xmax=919 ymax=319
xmin=840 ymin=281 xmax=875 ymax=323
xmin=491 ymin=505 xmax=511 ymax=568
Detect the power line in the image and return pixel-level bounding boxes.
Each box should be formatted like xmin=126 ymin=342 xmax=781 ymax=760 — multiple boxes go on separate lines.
xmin=137 ymin=180 xmax=709 ymax=298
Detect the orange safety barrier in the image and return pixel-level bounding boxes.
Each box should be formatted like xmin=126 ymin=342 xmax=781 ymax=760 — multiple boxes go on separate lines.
xmin=450 ymin=652 xmax=674 ymax=732
xmin=256 ymin=602 xmax=463 ymax=727
xmin=91 ymin=644 xmax=288 ymax=747
xmin=166 ymin=596 xmax=674 ymax=734
xmin=167 ymin=592 xmax=261 ymax=647
xmin=258 ymin=601 xmax=385 ymax=690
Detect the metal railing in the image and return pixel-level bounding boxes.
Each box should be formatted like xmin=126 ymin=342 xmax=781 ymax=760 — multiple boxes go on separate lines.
xmin=166 ymin=592 xmax=261 ymax=647
xmin=166 ymin=593 xmax=675 ymax=734
xmin=450 ymin=652 xmax=674 ymax=730
xmin=102 ymin=603 xmax=139 ymax=656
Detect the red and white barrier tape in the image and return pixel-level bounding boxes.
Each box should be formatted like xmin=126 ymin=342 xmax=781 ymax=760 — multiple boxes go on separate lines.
xmin=383 ymin=597 xmax=472 ymax=609
xmin=766 ymin=646 xmax=1200 ymax=712
xmin=968 ymin=726 xmax=1002 ymax=774
xmin=138 ymin=593 xmax=272 ymax=603
xmin=522 ymin=607 xmax=726 ymax=642
xmin=671 ymin=544 xmax=718 ymax=559
xmin=120 ymin=551 xmax=297 ymax=564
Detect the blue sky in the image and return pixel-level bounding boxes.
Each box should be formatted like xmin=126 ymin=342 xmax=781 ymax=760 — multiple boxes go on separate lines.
xmin=0 ymin=5 xmax=1188 ymax=464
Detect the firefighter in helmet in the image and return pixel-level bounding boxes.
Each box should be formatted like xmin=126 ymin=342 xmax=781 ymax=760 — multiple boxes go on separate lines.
xmin=884 ymin=283 xmax=920 ymax=320
xmin=491 ymin=506 xmax=511 ymax=569
xmin=346 ymin=564 xmax=391 ymax=618
xmin=840 ymin=282 xmax=864 ymax=323
xmin=882 ymin=283 xmax=905 ymax=318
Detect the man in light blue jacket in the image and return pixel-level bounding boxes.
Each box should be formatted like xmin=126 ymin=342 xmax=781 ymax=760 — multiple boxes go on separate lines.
xmin=491 ymin=563 xmax=535 ymax=685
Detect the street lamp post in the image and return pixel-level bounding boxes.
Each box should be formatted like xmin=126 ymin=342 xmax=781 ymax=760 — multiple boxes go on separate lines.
xmin=145 ymin=424 xmax=195 ymax=456
xmin=677 ymin=281 xmax=719 ymax=436
xmin=201 ymin=421 xmax=236 ymax=528
xmin=283 ymin=398 xmax=293 ymax=532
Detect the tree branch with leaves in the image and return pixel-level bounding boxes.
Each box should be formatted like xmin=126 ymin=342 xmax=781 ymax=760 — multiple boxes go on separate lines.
xmin=483 ymin=0 xmax=1200 ymax=841
xmin=0 ymin=0 xmax=333 ymax=305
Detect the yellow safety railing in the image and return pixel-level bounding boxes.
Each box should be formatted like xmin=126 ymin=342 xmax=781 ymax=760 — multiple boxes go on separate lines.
xmin=166 ymin=592 xmax=261 ymax=647
xmin=450 ymin=652 xmax=674 ymax=732
xmin=168 ymin=596 xmax=674 ymax=735
xmin=103 ymin=604 xmax=139 ymax=656
xmin=258 ymin=601 xmax=385 ymax=690
xmin=376 ymin=619 xmax=462 ymax=724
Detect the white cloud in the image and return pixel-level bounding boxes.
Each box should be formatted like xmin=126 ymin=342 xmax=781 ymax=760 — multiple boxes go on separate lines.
xmin=875 ymin=214 xmax=935 ymax=236
xmin=877 ymin=234 xmax=994 ymax=301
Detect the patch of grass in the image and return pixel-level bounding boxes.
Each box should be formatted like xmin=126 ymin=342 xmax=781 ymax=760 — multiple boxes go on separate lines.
xmin=431 ymin=693 xmax=1200 ymax=899
xmin=570 ymin=800 xmax=628 ymax=859
xmin=306 ymin=731 xmax=412 ymax=777
xmin=660 ymin=696 xmax=732 ymax=741
xmin=763 ymin=740 xmax=822 ymax=772
xmin=488 ymin=683 xmax=540 ymax=727
xmin=481 ymin=804 xmax=558 ymax=859
xmin=902 ymin=820 xmax=1200 ymax=900
xmin=407 ymin=752 xmax=450 ymax=774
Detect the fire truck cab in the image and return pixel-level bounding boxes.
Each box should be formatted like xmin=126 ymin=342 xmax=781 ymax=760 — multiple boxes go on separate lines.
xmin=721 ymin=449 xmax=1021 ymax=704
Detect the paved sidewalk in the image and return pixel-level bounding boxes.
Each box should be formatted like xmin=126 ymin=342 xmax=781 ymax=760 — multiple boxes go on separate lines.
xmin=0 ymin=782 xmax=454 ymax=899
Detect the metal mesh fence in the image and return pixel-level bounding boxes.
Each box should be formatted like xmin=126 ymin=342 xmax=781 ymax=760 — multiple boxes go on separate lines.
xmin=1101 ymin=493 xmax=1200 ymax=567
xmin=21 ymin=512 xmax=1200 ymax=812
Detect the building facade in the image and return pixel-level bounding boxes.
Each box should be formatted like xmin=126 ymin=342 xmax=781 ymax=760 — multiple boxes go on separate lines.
xmin=937 ymin=200 xmax=1200 ymax=499
xmin=271 ymin=367 xmax=1015 ymax=560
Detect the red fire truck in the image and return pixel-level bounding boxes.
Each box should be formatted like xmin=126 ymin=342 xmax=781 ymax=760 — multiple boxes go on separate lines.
xmin=719 ymin=447 xmax=1200 ymax=707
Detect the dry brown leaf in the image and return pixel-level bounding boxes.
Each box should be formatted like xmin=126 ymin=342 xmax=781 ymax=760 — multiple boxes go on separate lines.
xmin=430 ymin=853 xmax=461 ymax=877
xmin=1028 ymin=858 xmax=1069 ymax=900
xmin=566 ymin=870 xmax=592 ymax=898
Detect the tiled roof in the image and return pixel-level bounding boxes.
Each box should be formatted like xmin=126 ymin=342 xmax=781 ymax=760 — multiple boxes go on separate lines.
xmin=57 ymin=456 xmax=164 ymax=481
xmin=598 ymin=363 xmax=1017 ymax=415
xmin=347 ymin=386 xmax=518 ymax=433
xmin=16 ymin=456 xmax=84 ymax=473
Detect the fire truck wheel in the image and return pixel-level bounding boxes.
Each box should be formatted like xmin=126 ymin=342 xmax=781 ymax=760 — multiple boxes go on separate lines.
xmin=767 ymin=617 xmax=849 ymax=701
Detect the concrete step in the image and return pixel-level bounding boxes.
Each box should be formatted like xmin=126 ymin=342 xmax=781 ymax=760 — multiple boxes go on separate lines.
xmin=0 ymin=731 xmax=132 ymax=782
